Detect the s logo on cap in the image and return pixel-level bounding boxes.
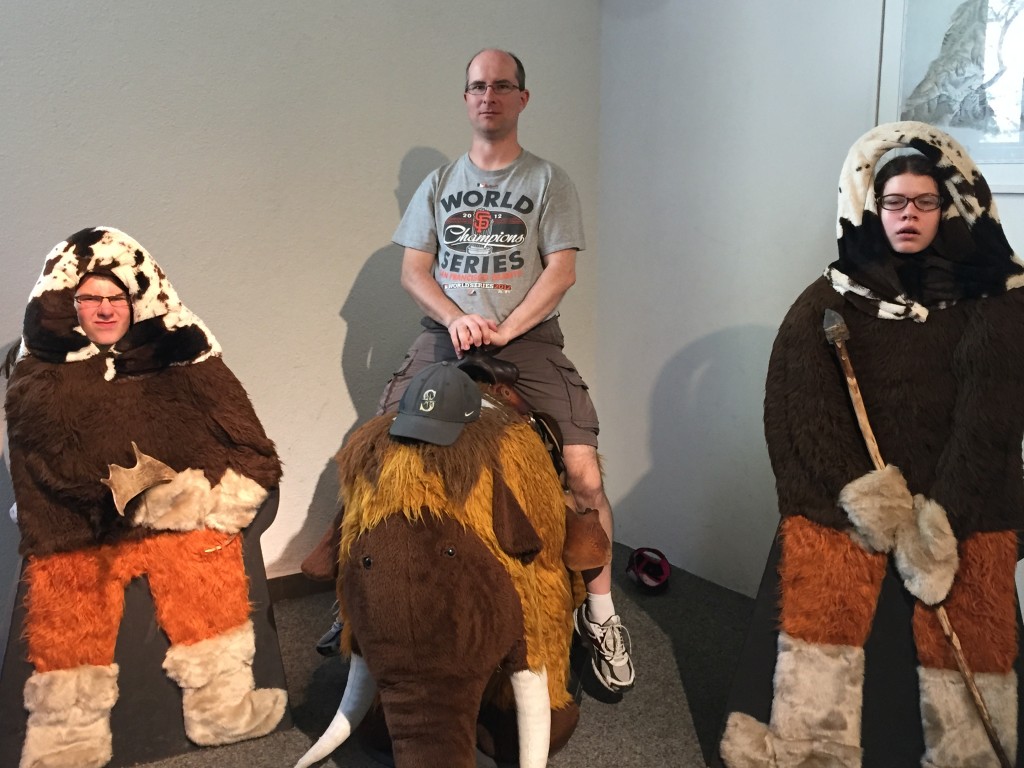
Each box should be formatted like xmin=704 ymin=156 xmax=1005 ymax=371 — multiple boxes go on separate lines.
xmin=419 ymin=389 xmax=437 ymax=413
xmin=389 ymin=361 xmax=483 ymax=446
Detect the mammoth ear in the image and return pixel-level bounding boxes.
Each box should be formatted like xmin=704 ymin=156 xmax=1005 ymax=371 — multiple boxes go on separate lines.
xmin=492 ymin=470 xmax=542 ymax=564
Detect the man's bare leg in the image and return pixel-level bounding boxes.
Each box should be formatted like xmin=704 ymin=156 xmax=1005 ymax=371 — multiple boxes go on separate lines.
xmin=564 ymin=444 xmax=634 ymax=691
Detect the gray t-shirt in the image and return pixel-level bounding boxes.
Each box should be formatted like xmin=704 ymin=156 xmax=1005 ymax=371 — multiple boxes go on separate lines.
xmin=393 ymin=151 xmax=585 ymax=323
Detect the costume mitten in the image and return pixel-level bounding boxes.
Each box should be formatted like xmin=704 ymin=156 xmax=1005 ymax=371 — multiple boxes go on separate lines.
xmin=20 ymin=663 xmax=119 ymax=768
xmin=162 ymin=620 xmax=286 ymax=746
xmin=720 ymin=632 xmax=864 ymax=768
xmin=838 ymin=464 xmax=913 ymax=552
xmin=205 ymin=469 xmax=268 ymax=533
xmin=135 ymin=467 xmax=266 ymax=534
xmin=134 ymin=468 xmax=213 ymax=530
xmin=919 ymin=667 xmax=1017 ymax=768
xmin=893 ymin=495 xmax=958 ymax=605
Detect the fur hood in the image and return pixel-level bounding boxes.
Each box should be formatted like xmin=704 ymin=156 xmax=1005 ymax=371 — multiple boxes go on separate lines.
xmin=826 ymin=121 xmax=1024 ymax=321
xmin=18 ymin=227 xmax=219 ymax=380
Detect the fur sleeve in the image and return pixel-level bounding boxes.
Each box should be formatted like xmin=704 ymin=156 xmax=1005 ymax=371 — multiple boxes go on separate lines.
xmin=764 ymin=278 xmax=876 ymax=529
xmin=186 ymin=358 xmax=282 ymax=490
xmin=5 ymin=356 xmax=137 ymax=555
xmin=927 ymin=291 xmax=1024 ymax=536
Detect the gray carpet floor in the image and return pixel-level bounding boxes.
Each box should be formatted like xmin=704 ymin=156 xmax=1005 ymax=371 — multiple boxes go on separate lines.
xmin=132 ymin=543 xmax=753 ymax=768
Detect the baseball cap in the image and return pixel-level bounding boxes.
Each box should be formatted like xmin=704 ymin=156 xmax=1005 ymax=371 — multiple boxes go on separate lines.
xmin=389 ymin=361 xmax=482 ymax=446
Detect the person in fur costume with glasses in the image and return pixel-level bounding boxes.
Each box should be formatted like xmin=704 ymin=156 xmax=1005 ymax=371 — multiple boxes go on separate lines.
xmin=4 ymin=227 xmax=286 ymax=768
xmin=720 ymin=122 xmax=1024 ymax=767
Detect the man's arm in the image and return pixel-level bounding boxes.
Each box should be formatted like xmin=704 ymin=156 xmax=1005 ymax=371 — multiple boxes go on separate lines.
xmin=400 ymin=246 xmax=576 ymax=355
xmin=489 ymin=248 xmax=576 ymax=346
xmin=400 ymin=247 xmax=497 ymax=357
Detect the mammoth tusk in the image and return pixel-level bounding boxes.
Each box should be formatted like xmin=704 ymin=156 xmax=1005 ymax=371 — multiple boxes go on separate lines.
xmin=100 ymin=441 xmax=177 ymax=515
xmin=511 ymin=667 xmax=550 ymax=768
xmin=293 ymin=653 xmax=377 ymax=768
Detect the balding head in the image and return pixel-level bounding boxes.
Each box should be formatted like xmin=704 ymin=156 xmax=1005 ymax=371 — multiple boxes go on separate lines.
xmin=465 ymin=49 xmax=525 ymax=90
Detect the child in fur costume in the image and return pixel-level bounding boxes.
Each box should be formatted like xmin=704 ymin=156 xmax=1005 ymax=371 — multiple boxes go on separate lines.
xmin=4 ymin=227 xmax=286 ymax=768
xmin=720 ymin=122 xmax=1024 ymax=767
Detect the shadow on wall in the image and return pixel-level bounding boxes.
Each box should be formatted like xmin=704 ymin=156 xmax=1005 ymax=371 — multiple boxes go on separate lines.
xmin=275 ymin=147 xmax=450 ymax=574
xmin=614 ymin=324 xmax=780 ymax=597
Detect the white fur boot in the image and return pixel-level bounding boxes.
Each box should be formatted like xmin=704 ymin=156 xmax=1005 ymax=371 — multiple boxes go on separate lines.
xmin=720 ymin=632 xmax=864 ymax=767
xmin=162 ymin=620 xmax=286 ymax=746
xmin=20 ymin=663 xmax=119 ymax=768
xmin=919 ymin=667 xmax=1017 ymax=768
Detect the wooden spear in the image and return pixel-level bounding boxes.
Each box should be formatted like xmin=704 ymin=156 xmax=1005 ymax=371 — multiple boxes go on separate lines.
xmin=822 ymin=307 xmax=1010 ymax=768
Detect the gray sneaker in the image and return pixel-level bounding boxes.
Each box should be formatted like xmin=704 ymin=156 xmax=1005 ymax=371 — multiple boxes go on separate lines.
xmin=315 ymin=619 xmax=343 ymax=656
xmin=573 ymin=603 xmax=635 ymax=692
xmin=315 ymin=600 xmax=344 ymax=657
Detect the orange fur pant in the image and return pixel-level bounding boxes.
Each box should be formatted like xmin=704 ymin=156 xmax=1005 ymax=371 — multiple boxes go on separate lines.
xmin=779 ymin=515 xmax=1018 ymax=673
xmin=23 ymin=529 xmax=251 ymax=673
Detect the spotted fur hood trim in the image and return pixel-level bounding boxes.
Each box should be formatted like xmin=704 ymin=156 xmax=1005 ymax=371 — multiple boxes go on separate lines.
xmin=19 ymin=227 xmax=220 ymax=380
xmin=826 ymin=121 xmax=1024 ymax=321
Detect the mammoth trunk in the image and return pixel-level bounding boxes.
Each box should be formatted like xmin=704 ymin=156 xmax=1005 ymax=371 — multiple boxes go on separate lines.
xmin=381 ymin=678 xmax=489 ymax=768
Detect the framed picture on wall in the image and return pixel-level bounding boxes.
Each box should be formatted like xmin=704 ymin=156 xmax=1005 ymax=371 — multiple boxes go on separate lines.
xmin=879 ymin=0 xmax=1024 ymax=193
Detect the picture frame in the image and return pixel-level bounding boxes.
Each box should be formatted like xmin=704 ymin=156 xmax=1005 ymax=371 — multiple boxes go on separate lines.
xmin=879 ymin=0 xmax=1024 ymax=193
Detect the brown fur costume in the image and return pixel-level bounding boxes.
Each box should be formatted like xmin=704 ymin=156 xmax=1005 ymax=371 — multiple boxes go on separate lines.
xmin=5 ymin=228 xmax=286 ymax=768
xmin=721 ymin=123 xmax=1024 ymax=767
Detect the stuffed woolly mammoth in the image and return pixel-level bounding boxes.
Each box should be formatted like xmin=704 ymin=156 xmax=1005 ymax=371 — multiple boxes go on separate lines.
xmin=295 ymin=361 xmax=610 ymax=768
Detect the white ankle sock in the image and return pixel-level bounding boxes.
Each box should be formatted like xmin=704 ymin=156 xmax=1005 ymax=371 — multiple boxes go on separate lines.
xmin=586 ymin=592 xmax=615 ymax=625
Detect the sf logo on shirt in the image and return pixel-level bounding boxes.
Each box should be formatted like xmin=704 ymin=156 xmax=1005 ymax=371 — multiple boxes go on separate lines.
xmin=473 ymin=209 xmax=492 ymax=233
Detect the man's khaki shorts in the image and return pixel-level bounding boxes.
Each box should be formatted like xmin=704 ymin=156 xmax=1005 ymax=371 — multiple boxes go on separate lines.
xmin=378 ymin=317 xmax=599 ymax=447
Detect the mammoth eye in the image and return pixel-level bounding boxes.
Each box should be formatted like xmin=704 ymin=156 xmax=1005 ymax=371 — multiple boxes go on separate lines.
xmin=362 ymin=556 xmax=373 ymax=569
xmin=442 ymin=546 xmax=456 ymax=558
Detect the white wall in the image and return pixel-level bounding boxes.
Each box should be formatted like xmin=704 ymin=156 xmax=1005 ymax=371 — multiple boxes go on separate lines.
xmin=596 ymin=1 xmax=1024 ymax=597
xmin=0 ymin=1 xmax=601 ymax=580
xmin=596 ymin=1 xmax=885 ymax=595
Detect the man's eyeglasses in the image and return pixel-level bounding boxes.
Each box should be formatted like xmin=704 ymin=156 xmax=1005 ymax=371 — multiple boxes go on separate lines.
xmin=465 ymin=80 xmax=521 ymax=96
xmin=877 ymin=193 xmax=943 ymax=212
xmin=74 ymin=294 xmax=129 ymax=308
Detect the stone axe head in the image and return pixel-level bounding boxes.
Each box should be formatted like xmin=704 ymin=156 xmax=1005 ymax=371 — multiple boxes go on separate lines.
xmin=822 ymin=308 xmax=850 ymax=345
